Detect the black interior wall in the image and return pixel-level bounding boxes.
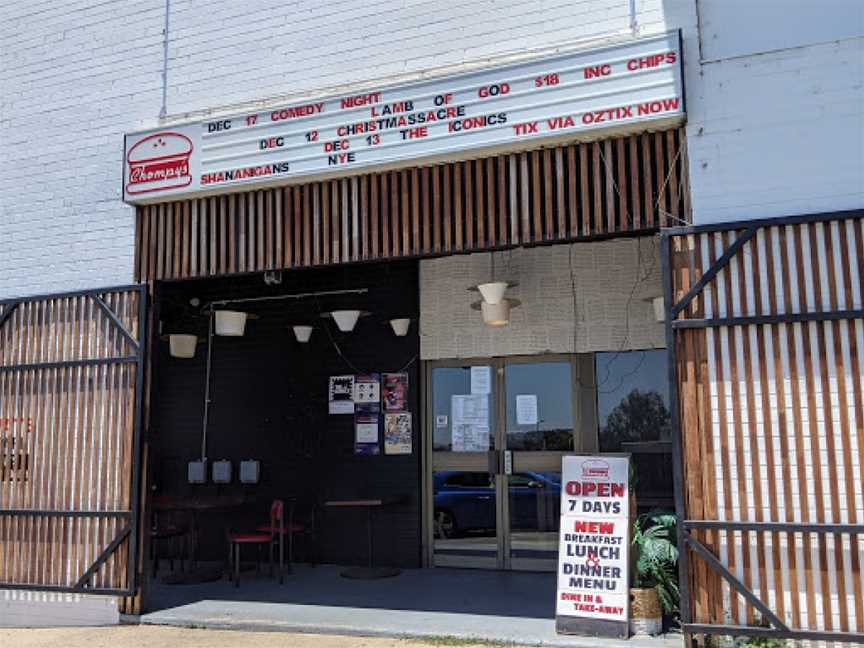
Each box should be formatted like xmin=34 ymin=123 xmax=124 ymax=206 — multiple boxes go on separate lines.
xmin=150 ymin=261 xmax=421 ymax=568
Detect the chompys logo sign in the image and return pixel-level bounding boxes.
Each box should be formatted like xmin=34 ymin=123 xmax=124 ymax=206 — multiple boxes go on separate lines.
xmin=125 ymin=132 xmax=193 ymax=195
xmin=580 ymin=459 xmax=610 ymax=480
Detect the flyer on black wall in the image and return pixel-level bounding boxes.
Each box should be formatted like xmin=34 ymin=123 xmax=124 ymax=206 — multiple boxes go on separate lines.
xmin=354 ymin=410 xmax=380 ymax=455
xmin=382 ymin=372 xmax=408 ymax=411
xmin=354 ymin=373 xmax=381 ymax=413
xmin=384 ymin=412 xmax=412 ymax=455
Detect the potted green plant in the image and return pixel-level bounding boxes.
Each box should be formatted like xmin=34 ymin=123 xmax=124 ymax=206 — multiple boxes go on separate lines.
xmin=630 ymin=510 xmax=679 ymax=636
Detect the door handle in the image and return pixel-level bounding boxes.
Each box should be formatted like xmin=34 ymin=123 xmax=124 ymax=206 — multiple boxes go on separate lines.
xmin=487 ymin=450 xmax=513 ymax=475
xmin=503 ymin=450 xmax=512 ymax=475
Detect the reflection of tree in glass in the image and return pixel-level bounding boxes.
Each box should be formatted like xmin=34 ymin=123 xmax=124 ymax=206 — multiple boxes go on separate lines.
xmin=601 ymin=389 xmax=670 ymax=451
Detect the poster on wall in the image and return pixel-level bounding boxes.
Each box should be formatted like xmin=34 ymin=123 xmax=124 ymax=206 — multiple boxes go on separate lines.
xmin=354 ymin=373 xmax=381 ymax=411
xmin=555 ymin=455 xmax=630 ymax=638
xmin=382 ymin=373 xmax=408 ymax=411
xmin=451 ymin=394 xmax=490 ymax=452
xmin=354 ymin=413 xmax=380 ymax=455
xmin=384 ymin=412 xmax=412 ymax=455
xmin=328 ymin=375 xmax=355 ymax=414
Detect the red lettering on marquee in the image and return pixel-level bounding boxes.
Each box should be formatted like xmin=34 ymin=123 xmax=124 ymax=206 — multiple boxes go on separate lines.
xmin=583 ymin=64 xmax=611 ymax=79
xmin=637 ymin=97 xmax=680 ymax=115
xmin=341 ymin=92 xmax=381 ymax=109
xmin=626 ymin=52 xmax=677 ymax=71
xmin=271 ymin=103 xmax=325 ymax=121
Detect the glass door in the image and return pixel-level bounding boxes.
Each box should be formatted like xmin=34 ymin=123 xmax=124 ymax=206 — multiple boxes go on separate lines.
xmin=502 ymin=358 xmax=578 ymax=571
xmin=428 ymin=362 xmax=500 ymax=568
xmin=426 ymin=355 xmax=595 ymax=571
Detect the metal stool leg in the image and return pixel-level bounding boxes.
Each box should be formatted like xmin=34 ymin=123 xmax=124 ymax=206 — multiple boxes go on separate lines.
xmin=269 ymin=538 xmax=274 ymax=576
xmin=226 ymin=540 xmax=232 ymax=580
xmin=279 ymin=533 xmax=284 ymax=584
xmin=287 ymin=527 xmax=293 ymax=574
xmin=234 ymin=543 xmax=240 ymax=587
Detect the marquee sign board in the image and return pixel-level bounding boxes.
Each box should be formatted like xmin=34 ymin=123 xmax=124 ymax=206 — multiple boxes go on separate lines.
xmin=123 ymin=31 xmax=683 ymax=204
xmin=555 ymin=454 xmax=630 ymax=638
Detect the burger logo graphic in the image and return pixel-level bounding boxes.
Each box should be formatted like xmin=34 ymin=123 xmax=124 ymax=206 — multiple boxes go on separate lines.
xmin=126 ymin=132 xmax=193 ymax=195
xmin=581 ymin=459 xmax=610 ymax=480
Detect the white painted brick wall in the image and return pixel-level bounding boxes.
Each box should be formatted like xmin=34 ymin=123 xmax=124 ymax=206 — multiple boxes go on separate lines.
xmin=0 ymin=1 xmax=165 ymax=299
xmin=686 ymin=37 xmax=864 ymax=224
xmin=419 ymin=237 xmax=665 ymax=359
xmin=686 ymin=3 xmax=864 ymax=224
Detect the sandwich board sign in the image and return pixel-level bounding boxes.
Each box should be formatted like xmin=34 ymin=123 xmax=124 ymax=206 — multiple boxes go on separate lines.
xmin=555 ymin=454 xmax=630 ymax=638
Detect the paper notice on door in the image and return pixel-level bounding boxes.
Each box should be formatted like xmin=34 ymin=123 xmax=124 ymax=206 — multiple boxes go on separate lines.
xmin=516 ymin=394 xmax=538 ymax=425
xmin=452 ymin=394 xmax=488 ymax=425
xmin=470 ymin=366 xmax=491 ymax=395
xmin=452 ymin=423 xmax=490 ymax=452
xmin=451 ymin=394 xmax=490 ymax=452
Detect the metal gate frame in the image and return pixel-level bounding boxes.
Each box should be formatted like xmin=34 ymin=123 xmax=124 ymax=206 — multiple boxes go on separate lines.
xmin=0 ymin=284 xmax=147 ymax=596
xmin=661 ymin=209 xmax=864 ymax=644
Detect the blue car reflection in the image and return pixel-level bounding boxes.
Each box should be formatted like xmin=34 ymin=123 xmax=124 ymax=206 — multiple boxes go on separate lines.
xmin=433 ymin=471 xmax=561 ymax=538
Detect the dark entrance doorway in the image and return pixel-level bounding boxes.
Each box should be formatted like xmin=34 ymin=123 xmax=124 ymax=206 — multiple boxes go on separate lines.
xmin=145 ymin=261 xmax=421 ymax=594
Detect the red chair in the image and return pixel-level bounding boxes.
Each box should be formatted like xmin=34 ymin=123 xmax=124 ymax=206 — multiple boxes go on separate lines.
xmin=227 ymin=499 xmax=284 ymax=586
xmin=255 ymin=498 xmax=309 ymax=574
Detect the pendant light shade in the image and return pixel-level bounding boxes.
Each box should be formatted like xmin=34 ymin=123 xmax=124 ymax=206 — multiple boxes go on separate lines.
xmin=481 ymin=299 xmax=511 ymax=326
xmin=390 ymin=318 xmax=411 ymax=336
xmin=169 ymin=334 xmax=197 ymax=358
xmin=477 ymin=281 xmax=509 ymax=305
xmin=215 ymin=310 xmax=248 ymax=336
xmin=331 ymin=309 xmax=361 ymax=332
xmin=472 ymin=298 xmax=520 ymax=327
xmin=293 ymin=325 xmax=313 ymax=343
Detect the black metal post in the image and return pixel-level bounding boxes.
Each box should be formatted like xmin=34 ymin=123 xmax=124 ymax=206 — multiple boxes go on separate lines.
xmin=127 ymin=284 xmax=148 ymax=596
xmin=672 ymin=308 xmax=864 ymax=329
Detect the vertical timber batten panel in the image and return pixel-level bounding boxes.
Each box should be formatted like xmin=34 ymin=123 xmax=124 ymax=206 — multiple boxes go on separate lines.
xmin=0 ymin=287 xmax=145 ymax=595
xmin=665 ymin=212 xmax=864 ymax=642
xmin=134 ymin=128 xmax=690 ymax=282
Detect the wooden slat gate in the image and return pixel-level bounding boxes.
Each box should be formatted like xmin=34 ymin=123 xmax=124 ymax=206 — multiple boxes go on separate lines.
xmin=0 ymin=285 xmax=146 ymax=596
xmin=661 ymin=211 xmax=864 ymax=644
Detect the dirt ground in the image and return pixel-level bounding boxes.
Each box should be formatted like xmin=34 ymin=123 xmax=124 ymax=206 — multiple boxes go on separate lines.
xmin=0 ymin=625 xmax=520 ymax=648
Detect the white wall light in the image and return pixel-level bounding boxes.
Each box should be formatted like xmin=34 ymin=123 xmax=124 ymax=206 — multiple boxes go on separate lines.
xmin=293 ymin=325 xmax=314 ymax=343
xmin=477 ymin=281 xmax=509 ymax=305
xmin=169 ymin=334 xmax=197 ymax=358
xmin=482 ymin=300 xmax=511 ymax=326
xmin=472 ymin=298 xmax=521 ymax=327
xmin=215 ymin=310 xmax=248 ymax=336
xmin=390 ymin=318 xmax=411 ymax=336
xmin=330 ymin=309 xmax=361 ymax=332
